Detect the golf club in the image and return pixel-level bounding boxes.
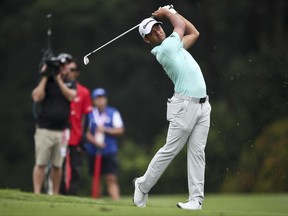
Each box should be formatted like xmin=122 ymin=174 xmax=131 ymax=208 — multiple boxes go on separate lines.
xmin=83 ymin=23 xmax=140 ymax=65
xmin=83 ymin=5 xmax=174 ymax=65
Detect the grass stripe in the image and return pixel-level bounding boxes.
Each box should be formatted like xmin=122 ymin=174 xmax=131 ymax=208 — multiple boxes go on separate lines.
xmin=0 ymin=190 xmax=287 ymax=216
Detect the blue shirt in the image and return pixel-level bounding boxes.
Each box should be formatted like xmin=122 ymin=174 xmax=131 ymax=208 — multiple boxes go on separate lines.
xmin=151 ymin=32 xmax=206 ymax=98
xmin=85 ymin=106 xmax=123 ymax=156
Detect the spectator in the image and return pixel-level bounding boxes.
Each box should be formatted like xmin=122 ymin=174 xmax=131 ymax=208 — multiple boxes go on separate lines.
xmin=32 ymin=53 xmax=76 ymax=195
xmin=60 ymin=59 xmax=93 ymax=195
xmin=85 ymin=88 xmax=124 ymax=200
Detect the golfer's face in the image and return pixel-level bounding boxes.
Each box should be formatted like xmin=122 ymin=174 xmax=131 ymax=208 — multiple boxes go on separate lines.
xmin=145 ymin=24 xmax=166 ymax=45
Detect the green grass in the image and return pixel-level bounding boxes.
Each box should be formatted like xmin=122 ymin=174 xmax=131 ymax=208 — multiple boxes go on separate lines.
xmin=0 ymin=189 xmax=287 ymax=216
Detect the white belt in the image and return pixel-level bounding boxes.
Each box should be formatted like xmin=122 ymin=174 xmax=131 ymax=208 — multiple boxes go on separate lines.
xmin=173 ymin=93 xmax=208 ymax=104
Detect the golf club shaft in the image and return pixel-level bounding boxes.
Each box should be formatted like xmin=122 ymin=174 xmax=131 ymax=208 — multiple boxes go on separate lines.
xmin=85 ymin=23 xmax=140 ymax=57
xmin=83 ymin=5 xmax=176 ymax=63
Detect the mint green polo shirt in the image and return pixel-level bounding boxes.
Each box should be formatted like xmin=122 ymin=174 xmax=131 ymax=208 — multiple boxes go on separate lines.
xmin=151 ymin=32 xmax=206 ymax=98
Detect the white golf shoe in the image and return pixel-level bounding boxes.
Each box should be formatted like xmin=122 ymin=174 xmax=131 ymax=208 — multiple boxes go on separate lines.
xmin=177 ymin=199 xmax=202 ymax=210
xmin=133 ymin=178 xmax=148 ymax=207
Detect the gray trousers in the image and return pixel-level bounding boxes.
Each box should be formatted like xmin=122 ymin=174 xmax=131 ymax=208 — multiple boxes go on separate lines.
xmin=138 ymin=93 xmax=211 ymax=203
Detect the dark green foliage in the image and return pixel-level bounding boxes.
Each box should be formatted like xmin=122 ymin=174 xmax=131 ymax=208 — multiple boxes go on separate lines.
xmin=222 ymin=117 xmax=288 ymax=192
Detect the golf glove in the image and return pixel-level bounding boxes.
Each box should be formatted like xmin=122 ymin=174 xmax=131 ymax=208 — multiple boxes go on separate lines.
xmin=161 ymin=5 xmax=177 ymax=14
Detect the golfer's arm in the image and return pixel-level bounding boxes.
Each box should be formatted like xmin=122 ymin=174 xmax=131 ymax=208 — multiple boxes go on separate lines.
xmin=31 ymin=76 xmax=48 ymax=102
xmin=177 ymin=14 xmax=199 ymax=49
xmin=165 ymin=11 xmax=185 ymax=39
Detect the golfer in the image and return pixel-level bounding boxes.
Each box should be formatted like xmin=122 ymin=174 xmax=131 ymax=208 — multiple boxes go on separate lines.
xmin=133 ymin=6 xmax=211 ymax=210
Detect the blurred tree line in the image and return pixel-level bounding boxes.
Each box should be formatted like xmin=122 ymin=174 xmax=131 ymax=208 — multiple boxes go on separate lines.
xmin=0 ymin=0 xmax=287 ymax=196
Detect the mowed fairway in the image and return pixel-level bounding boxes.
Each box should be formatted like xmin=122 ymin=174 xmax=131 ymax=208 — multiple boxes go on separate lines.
xmin=0 ymin=189 xmax=287 ymax=216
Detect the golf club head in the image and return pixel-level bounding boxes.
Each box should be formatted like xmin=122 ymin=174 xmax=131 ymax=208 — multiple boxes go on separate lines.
xmin=83 ymin=56 xmax=89 ymax=65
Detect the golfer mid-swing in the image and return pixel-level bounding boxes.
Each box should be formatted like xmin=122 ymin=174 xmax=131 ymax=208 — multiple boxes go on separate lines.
xmin=133 ymin=6 xmax=211 ymax=210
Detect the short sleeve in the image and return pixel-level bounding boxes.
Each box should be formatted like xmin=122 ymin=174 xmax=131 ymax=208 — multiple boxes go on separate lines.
xmin=112 ymin=111 xmax=124 ymax=128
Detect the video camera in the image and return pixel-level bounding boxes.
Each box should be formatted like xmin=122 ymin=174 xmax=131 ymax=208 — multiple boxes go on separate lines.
xmin=42 ymin=53 xmax=73 ymax=77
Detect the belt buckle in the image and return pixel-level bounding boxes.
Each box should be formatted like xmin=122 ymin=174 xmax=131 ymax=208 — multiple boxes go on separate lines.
xmin=199 ymin=97 xmax=206 ymax=103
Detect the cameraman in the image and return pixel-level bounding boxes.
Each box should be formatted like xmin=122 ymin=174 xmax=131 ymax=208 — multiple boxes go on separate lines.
xmin=32 ymin=53 xmax=77 ymax=195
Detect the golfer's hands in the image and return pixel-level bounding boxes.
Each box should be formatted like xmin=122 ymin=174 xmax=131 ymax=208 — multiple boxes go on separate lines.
xmin=161 ymin=5 xmax=177 ymax=14
xmin=153 ymin=6 xmax=177 ymax=19
xmin=152 ymin=7 xmax=170 ymax=19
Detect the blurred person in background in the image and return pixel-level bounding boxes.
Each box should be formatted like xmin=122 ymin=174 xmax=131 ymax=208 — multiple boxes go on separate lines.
xmin=31 ymin=53 xmax=76 ymax=195
xmin=85 ymin=88 xmax=125 ymax=200
xmin=60 ymin=59 xmax=93 ymax=195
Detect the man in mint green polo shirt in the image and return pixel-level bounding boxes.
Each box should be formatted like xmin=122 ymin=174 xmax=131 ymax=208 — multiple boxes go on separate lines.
xmin=133 ymin=6 xmax=211 ymax=210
